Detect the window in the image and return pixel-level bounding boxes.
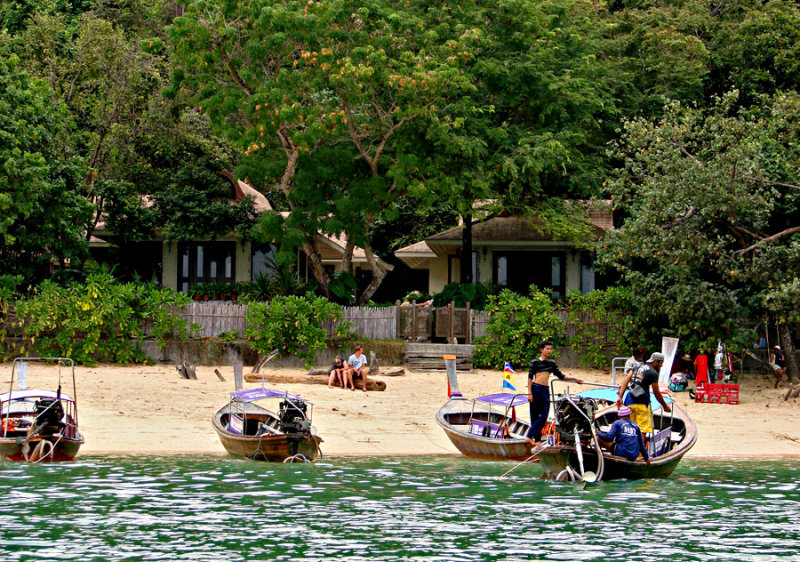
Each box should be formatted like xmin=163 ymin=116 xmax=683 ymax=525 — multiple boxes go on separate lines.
xmin=493 ymin=251 xmax=565 ymax=297
xmin=177 ymin=242 xmax=236 ymax=292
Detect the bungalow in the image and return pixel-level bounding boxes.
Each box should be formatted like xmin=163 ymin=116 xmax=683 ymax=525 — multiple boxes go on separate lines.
xmin=394 ymin=202 xmax=613 ymax=297
xmin=90 ymin=173 xmax=390 ymax=292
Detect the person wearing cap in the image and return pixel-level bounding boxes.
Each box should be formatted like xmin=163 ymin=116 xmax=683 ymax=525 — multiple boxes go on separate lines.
xmin=596 ymin=407 xmax=650 ymax=465
xmin=525 ymin=339 xmax=583 ymax=447
xmin=770 ymin=346 xmax=786 ymax=388
xmin=616 ymin=351 xmax=671 ymax=434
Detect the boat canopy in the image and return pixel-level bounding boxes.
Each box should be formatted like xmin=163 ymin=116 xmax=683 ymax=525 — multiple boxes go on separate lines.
xmin=231 ymin=388 xmax=307 ymax=403
xmin=0 ymin=389 xmax=74 ymax=403
xmin=475 ymin=393 xmax=528 ymax=407
xmin=576 ymin=388 xmax=674 ymax=411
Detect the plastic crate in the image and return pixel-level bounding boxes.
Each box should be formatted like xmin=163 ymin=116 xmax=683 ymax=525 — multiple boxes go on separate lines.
xmin=695 ymin=383 xmax=739 ymax=405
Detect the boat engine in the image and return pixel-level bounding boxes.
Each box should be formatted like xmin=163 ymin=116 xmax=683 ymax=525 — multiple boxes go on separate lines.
xmin=34 ymin=398 xmax=64 ymax=437
xmin=279 ymin=399 xmax=310 ymax=434
xmin=554 ymin=396 xmax=597 ymax=443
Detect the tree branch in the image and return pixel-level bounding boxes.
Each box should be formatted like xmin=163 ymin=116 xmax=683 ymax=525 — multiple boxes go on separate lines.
xmin=733 ymin=226 xmax=800 ymax=256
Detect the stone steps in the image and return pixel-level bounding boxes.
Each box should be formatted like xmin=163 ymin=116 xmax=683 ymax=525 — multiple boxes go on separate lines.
xmin=403 ymin=344 xmax=475 ymax=371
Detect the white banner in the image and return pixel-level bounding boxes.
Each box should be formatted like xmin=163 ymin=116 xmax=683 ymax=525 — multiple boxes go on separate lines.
xmin=18 ymin=362 xmax=27 ymax=390
xmin=659 ymin=337 xmax=680 ymax=386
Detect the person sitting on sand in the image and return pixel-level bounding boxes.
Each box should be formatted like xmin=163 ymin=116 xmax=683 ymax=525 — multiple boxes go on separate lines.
xmin=328 ymin=355 xmax=346 ymax=389
xmin=770 ymin=346 xmax=786 ymax=388
xmin=345 ymin=346 xmax=369 ymax=392
xmin=596 ymin=406 xmax=650 ymax=465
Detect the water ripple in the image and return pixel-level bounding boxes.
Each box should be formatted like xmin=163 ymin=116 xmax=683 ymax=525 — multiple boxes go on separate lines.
xmin=1 ymin=457 xmax=800 ymax=560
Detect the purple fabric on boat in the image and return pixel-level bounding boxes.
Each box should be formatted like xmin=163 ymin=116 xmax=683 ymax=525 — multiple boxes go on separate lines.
xmin=231 ymin=388 xmax=305 ymax=403
xmin=475 ymin=393 xmax=528 ymax=407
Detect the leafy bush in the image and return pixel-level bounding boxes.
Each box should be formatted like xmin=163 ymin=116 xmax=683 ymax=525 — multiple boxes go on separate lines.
xmin=432 ymin=282 xmax=490 ymax=310
xmin=337 ymin=338 xmax=406 ymax=364
xmin=472 ymin=287 xmax=564 ymax=369
xmin=563 ymin=287 xmax=639 ymax=368
xmin=245 ymin=294 xmax=350 ymax=368
xmin=14 ymin=273 xmax=191 ymax=365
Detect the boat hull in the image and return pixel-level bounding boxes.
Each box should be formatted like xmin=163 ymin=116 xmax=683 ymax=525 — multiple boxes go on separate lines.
xmin=212 ymin=407 xmax=321 ymax=462
xmin=436 ymin=399 xmax=534 ymax=461
xmin=0 ymin=435 xmax=84 ymax=462
xmin=214 ymin=430 xmax=322 ymax=462
xmin=538 ymin=402 xmax=697 ymax=481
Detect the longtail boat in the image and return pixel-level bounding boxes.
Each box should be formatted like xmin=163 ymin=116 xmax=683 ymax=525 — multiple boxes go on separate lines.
xmin=436 ymin=355 xmax=535 ymax=461
xmin=212 ymin=387 xmax=322 ymax=462
xmin=536 ymin=383 xmax=697 ymax=481
xmin=0 ymin=358 xmax=85 ymax=462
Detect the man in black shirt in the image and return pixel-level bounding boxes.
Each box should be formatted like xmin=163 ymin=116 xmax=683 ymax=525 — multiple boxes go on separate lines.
xmin=616 ymin=351 xmax=671 ymax=433
xmin=526 ymin=339 xmax=583 ymax=446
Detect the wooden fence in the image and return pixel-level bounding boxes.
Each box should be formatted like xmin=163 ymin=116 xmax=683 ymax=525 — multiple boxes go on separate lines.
xmin=152 ymin=301 xmax=608 ymax=342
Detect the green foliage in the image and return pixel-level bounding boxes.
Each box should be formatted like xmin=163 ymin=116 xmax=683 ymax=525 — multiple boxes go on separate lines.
xmin=218 ymin=330 xmax=240 ymax=342
xmin=599 ymin=91 xmax=800 ymax=353
xmin=472 ymin=288 xmax=564 ymax=369
xmin=14 ymin=273 xmax=191 ymax=365
xmin=244 ymin=295 xmax=349 ymax=368
xmin=432 ymin=283 xmax=489 ymax=310
xmin=337 ymin=338 xmax=406 ymax=365
xmin=564 ymin=287 xmax=639 ymax=368
xmin=328 ymin=272 xmax=358 ymax=304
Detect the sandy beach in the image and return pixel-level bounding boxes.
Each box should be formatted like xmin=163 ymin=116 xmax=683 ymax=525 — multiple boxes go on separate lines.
xmin=2 ymin=362 xmax=799 ymax=459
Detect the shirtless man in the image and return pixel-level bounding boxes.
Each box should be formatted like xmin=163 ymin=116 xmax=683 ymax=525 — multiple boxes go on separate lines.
xmin=526 ymin=340 xmax=583 ymax=446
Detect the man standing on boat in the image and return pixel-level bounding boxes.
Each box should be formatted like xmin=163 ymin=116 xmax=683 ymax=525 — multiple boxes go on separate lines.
xmin=616 ymin=351 xmax=671 ymax=434
xmin=526 ymin=340 xmax=583 ymax=447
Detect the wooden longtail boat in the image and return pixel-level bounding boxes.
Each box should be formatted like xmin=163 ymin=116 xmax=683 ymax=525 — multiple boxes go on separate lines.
xmin=212 ymin=387 xmax=322 ymax=462
xmin=436 ymin=356 xmax=535 ymax=461
xmin=0 ymin=358 xmax=85 ymax=462
xmin=536 ymin=384 xmax=697 ymax=481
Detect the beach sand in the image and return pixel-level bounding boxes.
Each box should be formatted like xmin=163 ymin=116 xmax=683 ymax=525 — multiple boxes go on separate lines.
xmin=2 ymin=362 xmax=799 ymax=458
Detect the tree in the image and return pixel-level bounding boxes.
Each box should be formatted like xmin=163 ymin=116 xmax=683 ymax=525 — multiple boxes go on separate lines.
xmin=0 ymin=52 xmax=92 ymax=283
xmin=598 ymin=90 xmax=800 ymax=381
xmin=168 ymin=0 xmax=471 ymax=303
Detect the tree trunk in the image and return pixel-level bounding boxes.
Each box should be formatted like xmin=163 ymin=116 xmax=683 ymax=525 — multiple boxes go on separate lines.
xmin=301 ymin=240 xmax=331 ymax=298
xmin=357 ymin=245 xmax=387 ymax=305
xmin=461 ymin=212 xmax=473 ymax=285
xmin=779 ymin=322 xmax=799 ymax=384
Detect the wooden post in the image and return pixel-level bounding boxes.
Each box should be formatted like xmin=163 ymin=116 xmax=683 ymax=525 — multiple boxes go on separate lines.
xmin=449 ymin=301 xmax=455 ymax=343
xmin=411 ymin=300 xmax=417 ymax=342
xmin=233 ymin=360 xmax=243 ymax=391
xmin=395 ymin=300 xmax=401 ymax=340
xmin=466 ymin=301 xmax=472 ymax=345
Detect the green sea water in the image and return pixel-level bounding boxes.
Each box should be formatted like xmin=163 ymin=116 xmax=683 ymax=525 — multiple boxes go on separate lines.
xmin=2 ymin=456 xmax=799 ymax=561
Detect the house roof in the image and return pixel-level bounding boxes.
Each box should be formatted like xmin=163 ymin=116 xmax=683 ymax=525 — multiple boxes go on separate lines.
xmin=394 ymin=201 xmax=613 ymax=268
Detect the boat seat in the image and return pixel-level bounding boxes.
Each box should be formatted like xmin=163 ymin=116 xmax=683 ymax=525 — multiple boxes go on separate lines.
xmin=648 ymin=428 xmax=672 ymax=458
xmin=228 ymin=414 xmax=244 ymax=435
xmin=469 ymin=419 xmax=504 ymax=439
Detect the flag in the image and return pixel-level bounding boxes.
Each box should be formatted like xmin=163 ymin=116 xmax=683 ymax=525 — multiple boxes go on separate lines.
xmin=503 ymin=362 xmax=516 ymax=391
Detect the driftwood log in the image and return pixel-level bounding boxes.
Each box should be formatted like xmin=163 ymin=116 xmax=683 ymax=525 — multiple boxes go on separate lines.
xmin=302 ymin=367 xmax=404 ymax=377
xmin=243 ymin=372 xmax=387 ymax=391
xmin=214 ymin=369 xmax=226 ymax=382
xmin=177 ymin=363 xmax=197 ymax=380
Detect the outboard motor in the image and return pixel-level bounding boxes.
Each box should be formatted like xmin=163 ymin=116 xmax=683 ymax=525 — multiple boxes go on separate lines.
xmin=278 ymin=399 xmax=309 ymax=434
xmin=34 ymin=398 xmax=64 ymax=437
xmin=554 ymin=396 xmax=597 ymax=443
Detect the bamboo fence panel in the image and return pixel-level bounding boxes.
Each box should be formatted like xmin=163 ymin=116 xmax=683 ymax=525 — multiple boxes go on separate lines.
xmin=323 ymin=306 xmax=398 ymax=339
xmin=142 ymin=302 xmax=608 ymax=343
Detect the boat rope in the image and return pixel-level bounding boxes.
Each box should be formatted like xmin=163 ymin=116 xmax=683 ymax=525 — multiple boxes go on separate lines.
xmin=556 ymin=466 xmax=580 ymax=482
xmin=29 ymin=439 xmax=54 ymax=463
xmin=283 ymin=454 xmax=309 ymax=463
xmin=499 ymin=442 xmax=550 ymax=479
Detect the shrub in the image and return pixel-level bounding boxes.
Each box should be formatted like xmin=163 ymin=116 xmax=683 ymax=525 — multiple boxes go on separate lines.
xmin=14 ymin=273 xmax=191 ymax=365
xmin=472 ymin=287 xmax=564 ymax=369
xmin=564 ymin=287 xmax=638 ymax=368
xmin=432 ymin=282 xmax=489 ymax=310
xmin=245 ymin=294 xmax=350 ymax=368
